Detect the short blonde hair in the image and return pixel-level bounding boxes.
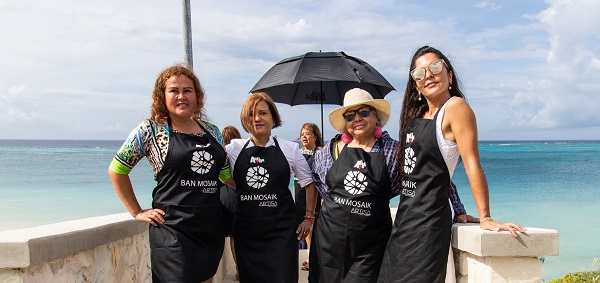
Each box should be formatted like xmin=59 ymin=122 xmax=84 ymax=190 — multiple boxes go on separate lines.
xmin=240 ymin=92 xmax=282 ymax=133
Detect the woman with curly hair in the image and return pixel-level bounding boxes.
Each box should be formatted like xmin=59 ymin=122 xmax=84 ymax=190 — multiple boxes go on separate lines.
xmin=109 ymin=64 xmax=234 ymax=283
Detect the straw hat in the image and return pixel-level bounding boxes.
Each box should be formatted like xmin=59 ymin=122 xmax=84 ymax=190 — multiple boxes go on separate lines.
xmin=328 ymin=88 xmax=391 ymax=133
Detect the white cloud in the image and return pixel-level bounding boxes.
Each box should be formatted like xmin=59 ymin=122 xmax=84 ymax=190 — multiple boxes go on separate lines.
xmin=506 ymin=0 xmax=600 ymax=129
xmin=7 ymin=85 xmax=27 ymax=97
xmin=475 ymin=1 xmax=502 ymax=11
xmin=0 ymin=0 xmax=598 ymax=140
xmin=0 ymin=85 xmax=38 ymax=122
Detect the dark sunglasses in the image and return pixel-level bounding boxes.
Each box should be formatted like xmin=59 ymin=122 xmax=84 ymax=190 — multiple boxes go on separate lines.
xmin=410 ymin=60 xmax=447 ymax=81
xmin=343 ymin=106 xmax=374 ymax=122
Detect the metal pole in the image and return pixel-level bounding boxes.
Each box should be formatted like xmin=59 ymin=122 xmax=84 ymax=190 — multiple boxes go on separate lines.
xmin=182 ymin=0 xmax=193 ymax=69
xmin=320 ymin=81 xmax=324 ymax=140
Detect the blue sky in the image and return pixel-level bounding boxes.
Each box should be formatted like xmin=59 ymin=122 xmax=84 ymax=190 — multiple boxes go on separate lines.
xmin=1 ymin=0 xmax=599 ymax=141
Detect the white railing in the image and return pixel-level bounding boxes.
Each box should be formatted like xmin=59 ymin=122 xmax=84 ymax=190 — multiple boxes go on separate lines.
xmin=0 ymin=211 xmax=558 ymax=283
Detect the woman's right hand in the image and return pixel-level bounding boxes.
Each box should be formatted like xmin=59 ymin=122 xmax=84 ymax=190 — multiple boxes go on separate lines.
xmin=134 ymin=208 xmax=166 ymax=226
xmin=480 ymin=218 xmax=526 ymax=238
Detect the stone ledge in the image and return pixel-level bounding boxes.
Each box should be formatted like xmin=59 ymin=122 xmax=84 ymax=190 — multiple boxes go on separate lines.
xmin=0 ymin=213 xmax=147 ymax=268
xmin=452 ymin=223 xmax=559 ymax=257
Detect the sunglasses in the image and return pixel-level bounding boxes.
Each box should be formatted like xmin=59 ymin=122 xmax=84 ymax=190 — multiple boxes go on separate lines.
xmin=410 ymin=60 xmax=447 ymax=81
xmin=343 ymin=106 xmax=374 ymax=122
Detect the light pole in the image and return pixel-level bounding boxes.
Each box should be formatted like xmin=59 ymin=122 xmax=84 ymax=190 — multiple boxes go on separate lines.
xmin=182 ymin=0 xmax=193 ymax=69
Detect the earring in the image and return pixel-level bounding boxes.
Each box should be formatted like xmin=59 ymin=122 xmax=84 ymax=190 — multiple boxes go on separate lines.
xmin=449 ymin=84 xmax=452 ymax=90
xmin=418 ymin=92 xmax=422 ymax=101
xmin=341 ymin=132 xmax=353 ymax=144
xmin=373 ymin=126 xmax=382 ymax=138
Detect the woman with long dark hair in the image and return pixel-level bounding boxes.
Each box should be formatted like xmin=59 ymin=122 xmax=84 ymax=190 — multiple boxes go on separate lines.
xmin=378 ymin=46 xmax=525 ymax=282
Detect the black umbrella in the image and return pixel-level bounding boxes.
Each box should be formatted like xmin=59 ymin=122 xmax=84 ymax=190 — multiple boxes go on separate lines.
xmin=250 ymin=51 xmax=395 ymax=138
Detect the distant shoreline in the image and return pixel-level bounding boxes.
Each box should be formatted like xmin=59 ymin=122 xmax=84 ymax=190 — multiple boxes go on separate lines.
xmin=2 ymin=139 xmax=600 ymax=142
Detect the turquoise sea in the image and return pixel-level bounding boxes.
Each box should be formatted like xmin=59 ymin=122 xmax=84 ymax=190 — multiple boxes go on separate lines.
xmin=1 ymin=139 xmax=599 ymax=281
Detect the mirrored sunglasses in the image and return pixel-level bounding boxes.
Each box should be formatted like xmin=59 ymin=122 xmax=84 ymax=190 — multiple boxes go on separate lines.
xmin=343 ymin=106 xmax=374 ymax=122
xmin=410 ymin=60 xmax=447 ymax=81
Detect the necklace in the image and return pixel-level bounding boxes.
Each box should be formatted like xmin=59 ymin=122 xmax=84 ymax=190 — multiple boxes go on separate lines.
xmin=300 ymin=148 xmax=316 ymax=155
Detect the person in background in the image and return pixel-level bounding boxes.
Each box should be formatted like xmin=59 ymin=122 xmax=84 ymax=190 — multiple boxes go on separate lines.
xmin=378 ymin=46 xmax=526 ymax=283
xmin=226 ymin=92 xmax=317 ymax=282
xmin=219 ymin=125 xmax=242 ymax=281
xmin=294 ymin=123 xmax=323 ymax=272
xmin=108 ymin=64 xmax=234 ymax=283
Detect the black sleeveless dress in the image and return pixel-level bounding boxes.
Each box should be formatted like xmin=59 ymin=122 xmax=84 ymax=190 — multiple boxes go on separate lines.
xmin=378 ymin=108 xmax=452 ymax=283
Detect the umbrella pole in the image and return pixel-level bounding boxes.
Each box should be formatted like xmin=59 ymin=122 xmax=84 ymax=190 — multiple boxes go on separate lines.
xmin=321 ymin=100 xmax=324 ymax=140
xmin=320 ymin=81 xmax=324 ymax=140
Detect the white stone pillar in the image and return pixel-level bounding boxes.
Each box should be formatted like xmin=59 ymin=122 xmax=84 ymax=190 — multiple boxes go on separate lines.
xmin=452 ymin=223 xmax=559 ymax=283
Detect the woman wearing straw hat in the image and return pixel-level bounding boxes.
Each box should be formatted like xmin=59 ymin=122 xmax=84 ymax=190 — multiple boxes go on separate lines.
xmin=310 ymin=88 xmax=399 ymax=282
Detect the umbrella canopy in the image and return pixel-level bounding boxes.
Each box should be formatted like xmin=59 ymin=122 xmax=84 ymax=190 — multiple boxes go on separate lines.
xmin=250 ymin=51 xmax=395 ymax=137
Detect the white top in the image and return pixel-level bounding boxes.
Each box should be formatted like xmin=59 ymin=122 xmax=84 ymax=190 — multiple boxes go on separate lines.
xmin=225 ymin=136 xmax=314 ymax=188
xmin=436 ymin=97 xmax=460 ymax=178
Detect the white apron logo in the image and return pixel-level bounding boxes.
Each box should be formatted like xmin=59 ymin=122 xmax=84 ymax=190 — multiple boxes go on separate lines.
xmin=191 ymin=150 xmax=214 ymax=174
xmin=344 ymin=171 xmax=367 ymax=195
xmin=353 ymin=160 xmax=367 ymax=170
xmin=246 ymin=166 xmax=269 ymax=189
xmin=406 ymin=132 xmax=415 ymax=143
xmin=404 ymin=147 xmax=416 ymax=174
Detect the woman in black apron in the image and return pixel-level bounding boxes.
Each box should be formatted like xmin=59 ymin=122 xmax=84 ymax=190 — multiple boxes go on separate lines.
xmin=378 ymin=46 xmax=525 ymax=282
xmin=149 ymin=118 xmax=227 ymax=282
xmin=226 ymin=92 xmax=317 ymax=282
xmin=311 ymin=88 xmax=399 ymax=282
xmin=379 ymin=108 xmax=453 ymax=282
xmin=109 ymin=65 xmax=235 ymax=283
xmin=294 ymin=123 xmax=323 ymax=271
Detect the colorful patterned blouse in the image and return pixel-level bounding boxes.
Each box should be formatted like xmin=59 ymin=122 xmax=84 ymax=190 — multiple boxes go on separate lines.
xmin=109 ymin=119 xmax=231 ymax=182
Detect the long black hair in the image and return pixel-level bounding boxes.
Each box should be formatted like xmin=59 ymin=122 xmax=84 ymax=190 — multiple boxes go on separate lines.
xmin=397 ymin=46 xmax=466 ymax=180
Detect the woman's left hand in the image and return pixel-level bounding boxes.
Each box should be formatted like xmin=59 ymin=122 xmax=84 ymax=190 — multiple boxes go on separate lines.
xmin=296 ymin=220 xmax=313 ymax=240
xmin=480 ymin=218 xmax=526 ymax=237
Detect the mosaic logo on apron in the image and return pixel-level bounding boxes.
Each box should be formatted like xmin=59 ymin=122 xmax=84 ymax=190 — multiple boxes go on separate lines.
xmin=240 ymin=156 xmax=277 ymax=207
xmin=402 ymin=132 xmax=417 ymax=198
xmin=191 ymin=150 xmax=215 ymax=174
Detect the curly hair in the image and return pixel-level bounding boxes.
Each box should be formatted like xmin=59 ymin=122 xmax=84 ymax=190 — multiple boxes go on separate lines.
xmin=240 ymin=92 xmax=282 ymax=133
xmin=150 ymin=64 xmax=206 ymax=122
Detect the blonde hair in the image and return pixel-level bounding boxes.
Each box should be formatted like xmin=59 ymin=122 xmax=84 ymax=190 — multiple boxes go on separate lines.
xmin=240 ymin=92 xmax=282 ymax=133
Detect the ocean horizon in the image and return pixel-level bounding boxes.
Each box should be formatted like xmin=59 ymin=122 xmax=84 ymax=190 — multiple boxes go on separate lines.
xmin=1 ymin=139 xmax=599 ymax=281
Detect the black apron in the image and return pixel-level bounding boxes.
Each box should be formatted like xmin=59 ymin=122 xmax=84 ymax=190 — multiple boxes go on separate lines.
xmin=378 ymin=109 xmax=452 ymax=283
xmin=233 ymin=138 xmax=298 ymax=282
xmin=315 ymin=140 xmax=392 ymax=283
xmin=149 ymin=119 xmax=226 ymax=283
xmin=294 ymin=149 xmax=322 ymax=227
xmin=220 ymin=183 xmax=237 ymax=237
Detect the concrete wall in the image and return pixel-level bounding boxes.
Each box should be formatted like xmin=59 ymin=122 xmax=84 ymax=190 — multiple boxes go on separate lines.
xmin=0 ymin=212 xmax=559 ymax=283
xmin=0 ymin=214 xmax=150 ymax=283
